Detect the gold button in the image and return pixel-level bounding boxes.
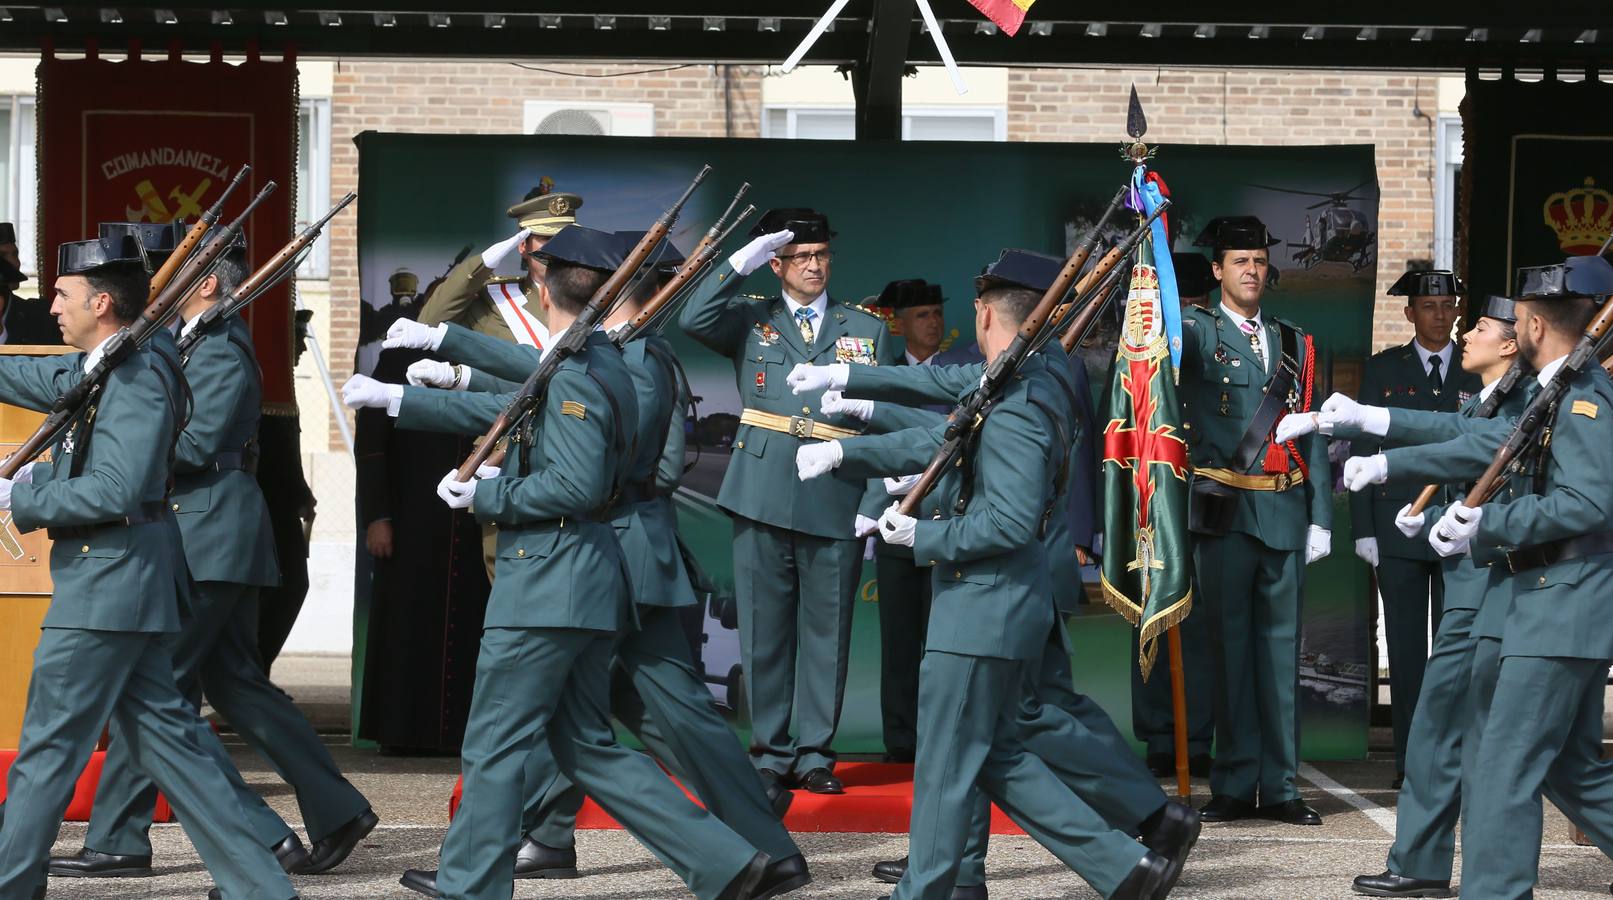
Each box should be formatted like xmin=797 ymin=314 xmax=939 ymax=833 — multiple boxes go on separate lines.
xmin=172 ymin=503 xmax=180 ymax=511
xmin=81 ymin=545 xmax=90 ymax=553
xmin=954 ymin=570 xmax=962 ymax=578
xmin=1539 ymin=575 xmax=1547 ymax=585
xmin=1222 ymin=376 xmax=1230 ymax=384
xmin=802 ymin=406 xmax=811 ymax=414
xmin=735 ymin=441 xmax=745 ymax=449
xmin=517 ymin=548 xmax=527 ymax=558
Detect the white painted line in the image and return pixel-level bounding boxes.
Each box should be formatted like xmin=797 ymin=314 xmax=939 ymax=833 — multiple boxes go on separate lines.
xmin=1300 ymin=762 xmax=1397 ymax=836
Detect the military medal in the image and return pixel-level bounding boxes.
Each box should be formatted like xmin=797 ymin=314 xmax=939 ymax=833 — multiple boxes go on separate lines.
xmin=755 ymin=371 xmax=766 ymax=394
xmin=834 ymin=335 xmax=876 ymax=364
xmin=754 ymin=323 xmax=780 ymax=347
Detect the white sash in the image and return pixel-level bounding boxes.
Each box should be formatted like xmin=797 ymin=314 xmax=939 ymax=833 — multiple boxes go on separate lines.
xmin=487 ymin=281 xmax=549 ymax=348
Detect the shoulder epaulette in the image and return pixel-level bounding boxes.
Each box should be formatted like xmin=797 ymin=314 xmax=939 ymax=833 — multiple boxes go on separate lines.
xmin=841 ymin=302 xmax=883 ymax=320
xmin=741 ymin=292 xmax=771 ymax=302
xmin=488 ymin=275 xmax=521 ymax=285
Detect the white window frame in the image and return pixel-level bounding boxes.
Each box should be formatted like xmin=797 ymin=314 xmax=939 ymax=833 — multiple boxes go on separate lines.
xmin=521 ymin=101 xmax=655 ymax=137
xmin=761 ymin=103 xmax=1007 ymax=141
xmin=1433 ymin=113 xmax=1463 ymax=272
xmin=4 ymin=95 xmax=39 ymax=278
xmin=296 ymin=96 xmax=332 ymax=279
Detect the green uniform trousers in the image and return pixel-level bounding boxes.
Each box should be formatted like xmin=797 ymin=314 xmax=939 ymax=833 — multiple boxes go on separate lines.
xmin=1129 ymin=602 xmax=1215 ymax=757
xmin=956 ymin=621 xmax=1168 ymax=887
xmin=0 ymin=628 xmax=295 ymax=900
xmin=875 ymin=553 xmax=931 ymax=757
xmin=1376 ymin=556 xmax=1445 ymax=774
xmin=1194 ymin=531 xmax=1303 ymax=805
xmin=1384 ymin=606 xmax=1474 ymax=881
xmin=520 ymin=606 xmax=798 ymax=861
xmin=1461 ymin=649 xmax=1613 ymax=898
xmin=88 ymin=582 xmax=370 ymax=855
xmin=732 ymin=517 xmax=862 ymax=775
xmin=895 ymin=650 xmax=1146 ymax=900
xmin=439 ymin=626 xmax=759 ymax=900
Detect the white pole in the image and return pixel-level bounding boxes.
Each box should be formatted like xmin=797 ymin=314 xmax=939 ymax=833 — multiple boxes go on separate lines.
xmin=781 ymin=0 xmax=853 ymax=73
xmin=294 ymin=284 xmax=355 ymax=460
xmin=914 ymin=0 xmax=968 ymax=95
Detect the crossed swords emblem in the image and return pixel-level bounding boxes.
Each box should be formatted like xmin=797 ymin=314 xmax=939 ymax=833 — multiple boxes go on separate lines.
xmin=125 ymin=176 xmax=212 ymax=222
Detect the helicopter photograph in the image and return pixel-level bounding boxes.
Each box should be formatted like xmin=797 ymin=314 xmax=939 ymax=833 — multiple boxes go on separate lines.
xmin=1250 ymin=179 xmax=1379 ymax=272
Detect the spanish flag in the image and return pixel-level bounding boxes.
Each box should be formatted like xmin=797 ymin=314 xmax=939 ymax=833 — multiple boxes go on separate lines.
xmin=967 ymin=0 xmax=1035 ymax=36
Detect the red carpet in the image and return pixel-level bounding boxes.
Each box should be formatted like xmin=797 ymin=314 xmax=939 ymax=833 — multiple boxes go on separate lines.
xmin=0 ymin=750 xmax=174 ymax=822
xmin=449 ymin=761 xmax=1026 ymax=835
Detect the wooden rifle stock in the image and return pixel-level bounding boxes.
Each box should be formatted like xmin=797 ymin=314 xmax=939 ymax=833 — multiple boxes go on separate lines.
xmin=1060 ymin=264 xmax=1128 ymax=353
xmin=1406 ymin=360 xmax=1527 ymax=516
xmin=145 ymin=166 xmax=250 ymax=302
xmin=453 ymin=165 xmax=711 ymax=482
xmin=618 ymin=193 xmax=756 ymax=346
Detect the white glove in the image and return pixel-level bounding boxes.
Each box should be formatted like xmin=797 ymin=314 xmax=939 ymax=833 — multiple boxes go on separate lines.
xmin=795 ymin=441 xmax=843 ymax=480
xmin=820 ymin=390 xmax=874 ymax=422
xmin=12 ymin=462 xmax=34 ymax=485
xmin=1342 ymin=454 xmax=1388 ymax=492
xmin=384 ymin=318 xmax=447 ymax=352
xmin=788 ymin=363 xmax=849 ymax=395
xmin=854 ymin=514 xmax=879 ymax=538
xmin=481 ymin=229 xmax=529 ymax=269
xmin=475 ymin=464 xmax=501 ymax=480
xmin=884 ymin=474 xmax=920 ymax=496
xmin=436 ymin=470 xmax=478 ymax=509
xmin=1305 ymin=525 xmax=1332 ymax=564
xmin=1429 ymin=502 xmax=1482 ymax=558
xmin=406 ymin=359 xmax=468 ymax=390
xmin=1354 ymin=537 xmax=1379 ymax=567
xmin=341 ymin=374 xmax=404 ymax=411
xmin=0 ymin=476 xmax=12 ymax=511
xmin=1319 ymin=392 xmax=1391 ymax=437
xmin=726 ymin=229 xmax=795 ymax=276
xmin=878 ymin=502 xmax=917 ymax=548
xmin=1274 ymin=412 xmax=1319 ymax=444
xmin=1394 ymin=503 xmax=1426 ymax=539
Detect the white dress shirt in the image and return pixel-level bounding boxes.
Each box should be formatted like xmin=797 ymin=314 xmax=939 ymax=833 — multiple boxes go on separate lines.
xmin=1218 ymin=303 xmax=1267 ymax=371
xmin=1412 ymin=340 xmax=1455 ymax=379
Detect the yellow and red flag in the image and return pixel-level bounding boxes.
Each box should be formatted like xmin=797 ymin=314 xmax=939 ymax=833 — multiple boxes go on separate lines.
xmin=967 ymin=0 xmax=1035 ymax=36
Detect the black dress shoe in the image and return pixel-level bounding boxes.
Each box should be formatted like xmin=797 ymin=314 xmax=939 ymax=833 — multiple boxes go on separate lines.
xmin=716 ymin=851 xmax=770 ymax=900
xmin=1188 ymin=754 xmax=1213 ymax=778
xmin=1352 ymin=870 xmax=1453 ymax=897
xmin=758 ymin=768 xmax=794 ymax=818
xmin=399 ymin=868 xmax=441 ymax=898
xmin=1146 ymin=754 xmax=1174 ymax=778
xmin=1110 ymin=850 xmax=1180 ymax=900
xmin=48 ymin=847 xmax=154 ymax=878
xmin=1259 ymin=798 xmax=1322 ymax=826
xmin=1198 ymin=795 xmax=1257 ymax=823
xmin=271 ymin=833 xmax=313 ymax=875
xmin=303 ymin=807 xmax=379 ymax=874
xmin=872 ymin=856 xmax=906 ymax=884
xmin=514 ymin=836 xmax=579 ymax=879
xmin=798 ymin=767 xmax=845 ymax=795
xmin=753 ymin=853 xmax=812 ymax=899
xmin=1139 ymin=801 xmax=1202 ymax=863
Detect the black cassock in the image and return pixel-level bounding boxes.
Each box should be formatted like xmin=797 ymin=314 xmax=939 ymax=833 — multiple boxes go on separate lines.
xmin=355 ymin=345 xmax=490 ymax=753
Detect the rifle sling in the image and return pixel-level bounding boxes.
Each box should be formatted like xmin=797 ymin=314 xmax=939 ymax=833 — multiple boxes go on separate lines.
xmin=1232 ymin=322 xmax=1301 ymax=473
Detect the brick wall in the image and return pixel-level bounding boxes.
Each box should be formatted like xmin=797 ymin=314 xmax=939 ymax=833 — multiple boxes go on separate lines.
xmin=1006 ymin=67 xmax=1439 ymax=351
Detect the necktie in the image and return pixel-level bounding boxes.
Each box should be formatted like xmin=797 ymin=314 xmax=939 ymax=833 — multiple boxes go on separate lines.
xmin=1239 ymin=319 xmax=1267 ymax=370
xmin=795 ymin=307 xmax=816 ymax=347
xmin=1428 ymin=355 xmax=1444 ymax=395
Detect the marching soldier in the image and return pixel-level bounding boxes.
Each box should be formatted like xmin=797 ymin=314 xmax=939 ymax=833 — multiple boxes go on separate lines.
xmin=0 ymin=235 xmax=298 ymax=900
xmin=679 ymin=207 xmax=895 ymax=794
xmin=1178 ymin=217 xmax=1331 ymax=825
xmin=51 ymin=232 xmax=377 ymax=882
xmin=1349 ymin=269 xmax=1479 ymax=785
xmin=341 ymin=226 xmax=773 ymax=900
xmin=416 ymin=182 xmax=582 ymax=345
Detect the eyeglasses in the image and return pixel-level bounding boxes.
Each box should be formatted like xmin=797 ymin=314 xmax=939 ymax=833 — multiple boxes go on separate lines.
xmin=776 ymin=249 xmax=834 ymax=266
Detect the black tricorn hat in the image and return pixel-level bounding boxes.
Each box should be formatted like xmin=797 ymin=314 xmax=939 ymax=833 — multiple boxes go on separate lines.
xmin=749 ymin=207 xmax=835 ymax=244
xmin=1193 ymin=216 xmax=1280 ymax=252
xmin=878 ymin=278 xmax=940 ymax=310
xmin=0 ymin=254 xmax=24 ymax=284
xmin=1478 ymin=294 xmax=1517 ymax=323
xmin=1171 ymin=252 xmax=1215 ymax=296
xmin=614 ymin=230 xmax=686 ymax=276
xmin=58 ymin=235 xmax=144 ymax=276
xmin=99 ymin=221 xmax=187 ymax=258
xmin=0 ymin=222 xmax=17 ymax=245
xmin=1516 ymin=255 xmax=1613 ymax=302
xmin=974 ymin=249 xmax=1062 ymax=295
xmin=533 ymin=225 xmax=624 ymax=274
xmin=1388 ymin=269 xmax=1464 ymax=297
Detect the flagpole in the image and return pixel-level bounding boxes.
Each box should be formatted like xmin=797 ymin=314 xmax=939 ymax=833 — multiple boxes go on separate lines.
xmin=1167 ymin=624 xmax=1191 ymax=798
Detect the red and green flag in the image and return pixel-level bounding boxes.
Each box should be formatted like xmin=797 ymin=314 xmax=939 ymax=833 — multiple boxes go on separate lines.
xmin=1100 ymin=239 xmax=1193 ymax=681
xmin=966 ymin=0 xmax=1036 ymax=36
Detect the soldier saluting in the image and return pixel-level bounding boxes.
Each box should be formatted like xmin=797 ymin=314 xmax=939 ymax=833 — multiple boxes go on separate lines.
xmin=1177 ymin=216 xmax=1332 ymax=826
xmin=679 ymin=207 xmax=895 ymax=795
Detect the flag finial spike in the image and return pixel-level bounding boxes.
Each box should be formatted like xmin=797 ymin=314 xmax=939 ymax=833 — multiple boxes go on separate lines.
xmin=1126 ymin=85 xmax=1148 ymax=139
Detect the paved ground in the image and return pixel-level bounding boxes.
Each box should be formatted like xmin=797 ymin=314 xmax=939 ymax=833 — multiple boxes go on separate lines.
xmin=31 ymin=656 xmax=1613 ymax=898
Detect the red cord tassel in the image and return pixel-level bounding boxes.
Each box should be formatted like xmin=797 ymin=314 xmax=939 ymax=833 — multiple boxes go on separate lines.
xmin=1265 ymin=334 xmax=1317 ymax=475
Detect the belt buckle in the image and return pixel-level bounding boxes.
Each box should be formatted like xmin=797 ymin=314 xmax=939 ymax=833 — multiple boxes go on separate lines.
xmin=1272 ymin=471 xmax=1292 ymax=491
xmin=789 ymin=416 xmax=812 ymax=439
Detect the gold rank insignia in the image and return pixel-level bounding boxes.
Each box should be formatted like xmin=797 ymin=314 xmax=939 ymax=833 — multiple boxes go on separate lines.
xmin=1572 ymin=399 xmax=1599 ymax=419
xmin=561 ymin=400 xmax=588 ymax=420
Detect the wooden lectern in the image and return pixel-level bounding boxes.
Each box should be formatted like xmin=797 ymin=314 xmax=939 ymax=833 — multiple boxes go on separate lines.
xmin=0 ymin=345 xmax=68 ymax=747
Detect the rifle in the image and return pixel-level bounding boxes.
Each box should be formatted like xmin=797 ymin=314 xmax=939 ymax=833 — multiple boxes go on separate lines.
xmin=613 ymin=185 xmax=756 ymax=348
xmin=1057 ymin=258 xmax=1132 ymax=353
xmin=1406 ymin=359 xmax=1526 ymax=515
xmin=146 ymin=165 xmax=251 ymax=302
xmin=897 ymin=195 xmax=1167 ymax=516
xmin=0 ymin=182 xmax=276 ymax=481
xmin=452 ymin=165 xmax=711 ymax=482
xmin=178 ymin=191 xmax=357 ymax=358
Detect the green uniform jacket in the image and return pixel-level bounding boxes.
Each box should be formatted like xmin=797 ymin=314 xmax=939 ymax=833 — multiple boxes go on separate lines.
xmin=446 ymin=324 xmax=697 ymax=610
xmin=678 ymin=263 xmax=896 ymax=538
xmin=838 ymin=355 xmax=1063 ymax=660
xmin=396 ymin=332 xmax=638 ymax=631
xmin=1 ymin=346 xmax=185 ymax=632
xmin=172 ymin=316 xmax=279 ymax=586
xmin=1178 ymin=305 xmax=1332 ymax=550
xmin=417 ymin=253 xmax=545 ymax=343
xmin=1349 ymin=342 xmax=1481 ymax=560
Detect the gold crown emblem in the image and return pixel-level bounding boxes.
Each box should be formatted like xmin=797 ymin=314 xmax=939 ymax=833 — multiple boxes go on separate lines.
xmin=1543 ymin=177 xmax=1612 ymax=255
xmin=548 ymin=196 xmax=572 ymax=217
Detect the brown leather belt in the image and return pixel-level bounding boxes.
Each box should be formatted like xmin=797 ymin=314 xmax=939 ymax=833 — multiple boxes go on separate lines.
xmin=1192 ymin=466 xmax=1306 ymax=492
xmin=739 ymin=409 xmax=860 ymax=441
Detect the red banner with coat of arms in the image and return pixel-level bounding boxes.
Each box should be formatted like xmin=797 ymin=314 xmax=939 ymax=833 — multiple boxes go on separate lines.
xmin=36 ymin=52 xmax=297 ymax=408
